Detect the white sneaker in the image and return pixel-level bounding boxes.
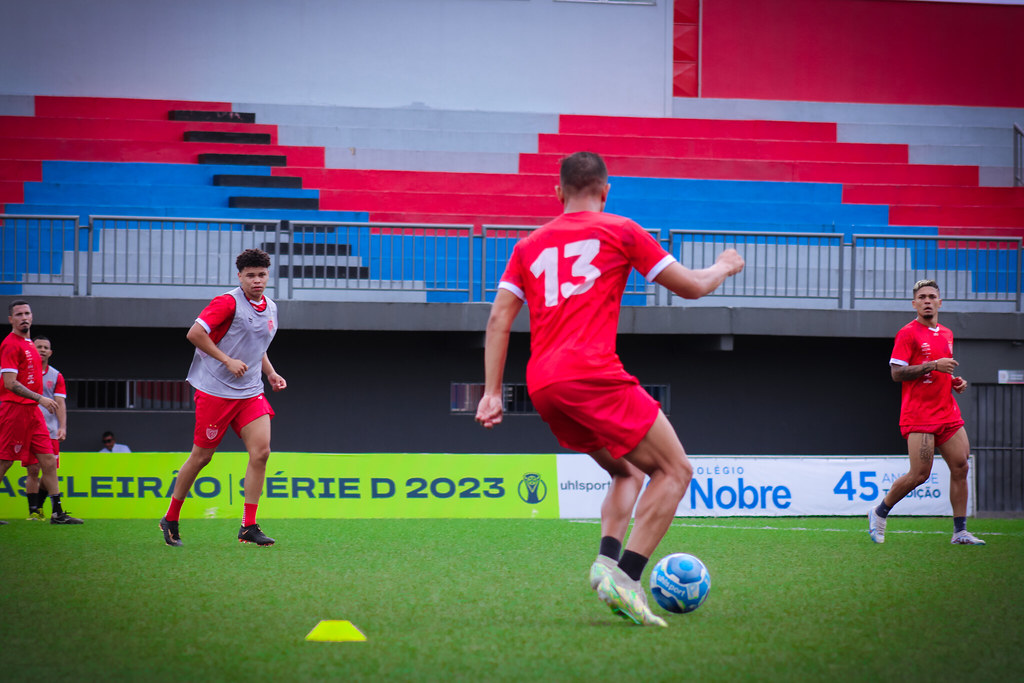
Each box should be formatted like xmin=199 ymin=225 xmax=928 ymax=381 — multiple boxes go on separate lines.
xmin=868 ymin=507 xmax=887 ymax=544
xmin=588 ymin=555 xmax=617 ymax=590
xmin=951 ymin=530 xmax=986 ymax=545
xmin=596 ymin=567 xmax=667 ymax=627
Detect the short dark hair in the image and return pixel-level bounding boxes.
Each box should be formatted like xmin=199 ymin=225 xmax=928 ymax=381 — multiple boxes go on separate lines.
xmin=34 ymin=335 xmax=50 ymax=344
xmin=236 ymin=248 xmax=271 ymax=272
xmin=102 ymin=431 xmax=115 ymax=439
xmin=8 ymin=299 xmax=30 ymax=315
xmin=559 ymin=151 xmax=608 ymax=199
xmin=913 ymin=279 xmax=939 ymax=294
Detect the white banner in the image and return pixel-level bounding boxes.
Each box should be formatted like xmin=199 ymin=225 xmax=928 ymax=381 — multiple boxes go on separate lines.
xmin=556 ymin=455 xmax=974 ymax=518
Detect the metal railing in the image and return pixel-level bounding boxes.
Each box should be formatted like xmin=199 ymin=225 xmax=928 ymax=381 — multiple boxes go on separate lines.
xmin=2 ymin=214 xmax=1021 ymax=310
xmin=1014 ymin=123 xmax=1023 ymax=188
xmin=850 ymin=234 xmax=1022 ymax=311
xmin=0 ymin=214 xmax=83 ymax=293
xmin=669 ymin=229 xmax=844 ymax=306
xmin=65 ymin=378 xmax=193 ymax=411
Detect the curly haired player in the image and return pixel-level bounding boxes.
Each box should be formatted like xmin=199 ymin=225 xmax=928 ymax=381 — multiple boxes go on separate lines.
xmin=160 ymin=249 xmax=287 ymax=547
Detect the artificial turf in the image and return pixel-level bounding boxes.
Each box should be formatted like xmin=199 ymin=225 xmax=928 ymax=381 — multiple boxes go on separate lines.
xmin=1 ymin=516 xmax=1022 ymax=681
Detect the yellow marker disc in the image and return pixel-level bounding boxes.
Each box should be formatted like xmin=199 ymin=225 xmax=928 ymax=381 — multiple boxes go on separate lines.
xmin=305 ymin=620 xmax=367 ymax=642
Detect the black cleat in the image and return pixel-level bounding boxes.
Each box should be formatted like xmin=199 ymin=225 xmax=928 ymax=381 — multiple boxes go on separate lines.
xmin=0 ymin=520 xmax=8 ymax=525
xmin=50 ymin=511 xmax=84 ymax=525
xmin=238 ymin=523 xmax=275 ymax=546
xmin=159 ymin=517 xmax=183 ymax=546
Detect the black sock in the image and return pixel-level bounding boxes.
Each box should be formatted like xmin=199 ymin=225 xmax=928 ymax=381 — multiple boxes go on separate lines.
xmin=28 ymin=491 xmax=42 ymax=512
xmin=599 ymin=536 xmax=622 ymax=561
xmin=954 ymin=517 xmax=966 ymax=533
xmin=618 ymin=550 xmax=648 ymax=582
xmin=876 ymin=501 xmax=892 ymax=518
xmin=50 ymin=494 xmax=63 ymax=515
xmin=39 ymin=481 xmax=48 ymax=497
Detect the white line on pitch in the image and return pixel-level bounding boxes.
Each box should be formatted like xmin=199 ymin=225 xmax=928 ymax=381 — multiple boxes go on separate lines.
xmin=568 ymin=519 xmax=1018 ymax=536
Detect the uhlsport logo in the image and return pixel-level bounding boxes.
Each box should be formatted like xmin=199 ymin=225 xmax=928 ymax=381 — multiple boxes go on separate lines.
xmin=518 ymin=472 xmax=547 ymax=504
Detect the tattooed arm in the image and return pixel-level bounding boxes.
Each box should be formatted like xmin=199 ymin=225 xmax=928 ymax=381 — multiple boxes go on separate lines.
xmin=890 ymin=357 xmax=959 ymax=382
xmin=1 ymin=371 xmax=58 ymax=413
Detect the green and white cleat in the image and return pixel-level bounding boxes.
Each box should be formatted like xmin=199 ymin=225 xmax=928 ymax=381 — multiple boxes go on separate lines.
xmin=596 ymin=569 xmax=667 ymax=627
xmin=588 ymin=555 xmax=617 ymax=591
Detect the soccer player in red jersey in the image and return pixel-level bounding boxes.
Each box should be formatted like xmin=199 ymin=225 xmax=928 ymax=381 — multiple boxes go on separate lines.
xmin=476 ymin=152 xmax=744 ymax=626
xmin=22 ymin=335 xmax=68 ymax=520
xmin=869 ymin=279 xmax=985 ymax=545
xmin=0 ymin=301 xmax=81 ymax=524
xmin=159 ymin=249 xmax=287 ymax=547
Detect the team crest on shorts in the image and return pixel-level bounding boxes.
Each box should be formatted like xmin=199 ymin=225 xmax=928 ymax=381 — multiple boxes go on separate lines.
xmin=13 ymin=444 xmax=22 ymax=454
xmin=206 ymin=425 xmax=220 ymax=440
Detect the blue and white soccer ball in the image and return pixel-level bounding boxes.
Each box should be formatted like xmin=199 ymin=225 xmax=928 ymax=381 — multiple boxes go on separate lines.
xmin=649 ymin=552 xmax=711 ymax=614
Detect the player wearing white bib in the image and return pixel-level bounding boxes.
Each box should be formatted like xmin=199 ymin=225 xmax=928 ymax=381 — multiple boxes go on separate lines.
xmin=23 ymin=336 xmax=67 ymax=520
xmin=159 ymin=249 xmax=287 ymax=547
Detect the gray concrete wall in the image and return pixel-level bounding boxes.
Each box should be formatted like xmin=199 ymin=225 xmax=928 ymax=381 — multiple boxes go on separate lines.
xmin=0 ymin=0 xmax=673 ymax=116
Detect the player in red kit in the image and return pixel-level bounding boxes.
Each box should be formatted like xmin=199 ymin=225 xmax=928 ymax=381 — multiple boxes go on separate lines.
xmin=869 ymin=279 xmax=985 ymax=545
xmin=0 ymin=301 xmax=81 ymax=524
xmin=476 ymin=152 xmax=744 ymax=626
xmin=22 ymin=335 xmax=68 ymax=520
xmin=159 ymin=249 xmax=286 ymax=547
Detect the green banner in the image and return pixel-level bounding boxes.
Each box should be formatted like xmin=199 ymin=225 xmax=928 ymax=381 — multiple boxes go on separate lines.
xmin=0 ymin=452 xmax=559 ymax=519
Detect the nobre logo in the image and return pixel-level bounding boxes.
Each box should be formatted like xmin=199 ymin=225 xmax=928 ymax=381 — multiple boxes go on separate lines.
xmin=518 ymin=473 xmax=547 ymax=504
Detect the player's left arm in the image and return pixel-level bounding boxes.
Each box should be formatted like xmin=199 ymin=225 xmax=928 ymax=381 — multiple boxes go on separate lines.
xmin=952 ymin=376 xmax=967 ymax=394
xmin=55 ymin=395 xmax=67 ymax=440
xmin=262 ymin=353 xmax=286 ymax=392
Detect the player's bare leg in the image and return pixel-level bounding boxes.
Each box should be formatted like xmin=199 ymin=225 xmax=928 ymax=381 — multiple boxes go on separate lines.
xmin=237 ymin=415 xmax=274 ymax=546
xmin=938 ymin=428 xmax=970 ymax=518
xmin=24 ymin=463 xmax=45 ymax=520
xmin=595 ymin=411 xmax=689 ymax=627
xmin=172 ymin=445 xmax=218 ymax=499
xmin=159 ymin=444 xmax=215 ymax=546
xmin=869 ymin=433 xmax=935 ymax=543
xmin=620 ymin=411 xmax=692 ymax=558
xmin=939 ymin=428 xmax=984 ymax=544
xmin=588 ymin=447 xmax=644 ymax=588
xmin=33 ymin=452 xmax=80 ymax=523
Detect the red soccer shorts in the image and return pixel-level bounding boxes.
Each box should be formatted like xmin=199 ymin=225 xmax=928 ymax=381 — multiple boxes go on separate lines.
xmin=530 ymin=377 xmax=660 ymax=459
xmin=21 ymin=439 xmax=61 ymax=468
xmin=0 ymin=402 xmax=54 ymax=464
xmin=193 ymin=390 xmax=274 ymax=448
xmin=901 ymin=420 xmax=965 ymax=446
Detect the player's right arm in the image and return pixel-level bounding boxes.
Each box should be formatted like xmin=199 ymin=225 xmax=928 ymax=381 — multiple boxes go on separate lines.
xmin=889 ymin=327 xmax=958 ymax=382
xmin=1 ymin=369 xmax=58 ymax=412
xmin=654 ymin=248 xmax=745 ymax=299
xmin=476 ymin=288 xmax=524 ymax=429
xmin=186 ymin=322 xmax=248 ymax=377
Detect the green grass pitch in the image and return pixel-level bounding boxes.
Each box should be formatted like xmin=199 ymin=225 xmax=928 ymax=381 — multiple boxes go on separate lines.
xmin=2 ymin=516 xmax=1022 ymax=681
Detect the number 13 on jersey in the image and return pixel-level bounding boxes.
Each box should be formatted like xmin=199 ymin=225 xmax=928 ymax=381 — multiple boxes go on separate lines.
xmin=529 ymin=239 xmax=602 ymax=307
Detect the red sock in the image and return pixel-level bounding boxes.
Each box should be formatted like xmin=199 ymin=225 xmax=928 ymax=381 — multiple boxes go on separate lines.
xmin=165 ymin=496 xmax=184 ymax=522
xmin=243 ymin=503 xmax=258 ymax=527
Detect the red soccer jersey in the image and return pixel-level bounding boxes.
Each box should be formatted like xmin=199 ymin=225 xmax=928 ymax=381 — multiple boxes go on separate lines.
xmin=889 ymin=320 xmax=962 ymax=426
xmin=0 ymin=332 xmax=44 ymax=405
xmin=499 ymin=211 xmax=675 ymax=392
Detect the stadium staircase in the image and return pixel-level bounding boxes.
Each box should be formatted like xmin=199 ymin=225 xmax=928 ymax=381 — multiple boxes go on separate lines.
xmin=2 ymin=95 xmax=1022 ymax=302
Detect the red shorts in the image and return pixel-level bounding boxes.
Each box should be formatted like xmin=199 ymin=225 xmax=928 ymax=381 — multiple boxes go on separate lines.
xmin=901 ymin=420 xmax=965 ymax=446
xmin=0 ymin=402 xmax=54 ymax=464
xmin=530 ymin=377 xmax=660 ymax=459
xmin=193 ymin=390 xmax=274 ymax=448
xmin=21 ymin=440 xmax=61 ymax=468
